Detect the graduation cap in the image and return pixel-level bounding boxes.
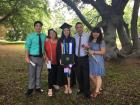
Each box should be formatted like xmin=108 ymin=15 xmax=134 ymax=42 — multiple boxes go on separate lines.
xmin=60 ymin=23 xmax=72 ymax=29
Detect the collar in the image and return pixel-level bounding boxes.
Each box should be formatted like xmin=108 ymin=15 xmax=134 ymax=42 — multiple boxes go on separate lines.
xmin=76 ymin=32 xmax=84 ymax=37
xmin=34 ymin=32 xmax=41 ymax=35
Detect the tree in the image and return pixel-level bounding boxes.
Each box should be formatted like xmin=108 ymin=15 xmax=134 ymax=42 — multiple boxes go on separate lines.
xmin=0 ymin=0 xmax=50 ymax=41
xmin=131 ymin=0 xmax=140 ymax=56
xmin=62 ymin=0 xmax=135 ymax=59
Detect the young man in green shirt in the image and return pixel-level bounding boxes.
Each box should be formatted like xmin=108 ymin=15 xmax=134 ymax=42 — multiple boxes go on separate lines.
xmin=25 ymin=21 xmax=46 ymax=96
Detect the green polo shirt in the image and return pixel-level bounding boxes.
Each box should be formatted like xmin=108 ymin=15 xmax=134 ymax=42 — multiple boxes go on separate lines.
xmin=25 ymin=32 xmax=46 ymax=55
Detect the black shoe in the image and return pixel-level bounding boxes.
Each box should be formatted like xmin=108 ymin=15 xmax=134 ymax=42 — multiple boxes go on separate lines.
xmin=35 ymin=88 xmax=44 ymax=93
xmin=25 ymin=89 xmax=33 ymax=96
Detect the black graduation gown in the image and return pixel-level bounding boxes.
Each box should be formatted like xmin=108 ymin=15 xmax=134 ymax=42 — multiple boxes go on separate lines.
xmin=56 ymin=36 xmax=76 ymax=87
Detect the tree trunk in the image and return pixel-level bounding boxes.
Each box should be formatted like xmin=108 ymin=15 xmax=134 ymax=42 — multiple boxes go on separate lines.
xmin=117 ymin=24 xmax=133 ymax=54
xmin=62 ymin=0 xmax=134 ymax=59
xmin=131 ymin=0 xmax=140 ymax=50
xmin=129 ymin=0 xmax=140 ymax=57
xmin=102 ymin=22 xmax=119 ymax=59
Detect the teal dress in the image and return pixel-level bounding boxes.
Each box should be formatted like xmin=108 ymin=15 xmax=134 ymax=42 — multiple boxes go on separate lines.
xmin=89 ymin=41 xmax=105 ymax=76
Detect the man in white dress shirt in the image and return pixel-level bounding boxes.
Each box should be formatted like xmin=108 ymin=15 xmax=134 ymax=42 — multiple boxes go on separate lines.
xmin=74 ymin=22 xmax=90 ymax=98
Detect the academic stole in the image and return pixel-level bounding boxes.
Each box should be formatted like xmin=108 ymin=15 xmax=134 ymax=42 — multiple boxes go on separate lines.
xmin=61 ymin=40 xmax=72 ymax=54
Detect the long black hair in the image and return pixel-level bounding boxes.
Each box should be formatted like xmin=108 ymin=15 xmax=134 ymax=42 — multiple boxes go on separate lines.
xmin=89 ymin=27 xmax=103 ymax=44
xmin=60 ymin=29 xmax=71 ymax=41
xmin=47 ymin=28 xmax=58 ymax=39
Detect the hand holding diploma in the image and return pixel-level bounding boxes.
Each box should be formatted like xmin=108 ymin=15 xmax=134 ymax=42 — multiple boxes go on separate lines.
xmin=25 ymin=56 xmax=30 ymax=63
xmin=30 ymin=60 xmax=36 ymax=67
xmin=60 ymin=59 xmax=64 ymax=65
xmin=46 ymin=60 xmax=51 ymax=69
xmin=82 ymin=44 xmax=99 ymax=64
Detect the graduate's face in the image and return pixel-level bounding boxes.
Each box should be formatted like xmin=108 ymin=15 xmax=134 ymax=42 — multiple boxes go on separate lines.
xmin=63 ymin=28 xmax=70 ymax=37
xmin=92 ymin=32 xmax=100 ymax=39
xmin=34 ymin=23 xmax=42 ymax=33
xmin=75 ymin=24 xmax=83 ymax=34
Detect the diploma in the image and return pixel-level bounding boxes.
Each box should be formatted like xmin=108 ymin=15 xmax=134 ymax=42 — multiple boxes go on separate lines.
xmin=85 ymin=50 xmax=98 ymax=63
xmin=46 ymin=60 xmax=51 ymax=69
xmin=92 ymin=55 xmax=98 ymax=63
xmin=64 ymin=67 xmax=69 ymax=73
xmin=64 ymin=67 xmax=71 ymax=77
xmin=30 ymin=60 xmax=36 ymax=67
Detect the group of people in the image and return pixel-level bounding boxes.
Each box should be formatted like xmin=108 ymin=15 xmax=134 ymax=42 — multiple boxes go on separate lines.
xmin=25 ymin=21 xmax=106 ymax=99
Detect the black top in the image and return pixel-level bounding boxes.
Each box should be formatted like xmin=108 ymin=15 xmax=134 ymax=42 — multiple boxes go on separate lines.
xmin=56 ymin=36 xmax=75 ymax=64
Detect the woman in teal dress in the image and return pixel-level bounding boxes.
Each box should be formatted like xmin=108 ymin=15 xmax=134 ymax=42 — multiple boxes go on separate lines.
xmin=88 ymin=27 xmax=105 ymax=98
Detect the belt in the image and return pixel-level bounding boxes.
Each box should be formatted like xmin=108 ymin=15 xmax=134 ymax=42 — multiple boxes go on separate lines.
xmin=76 ymin=55 xmax=88 ymax=59
xmin=29 ymin=54 xmax=43 ymax=57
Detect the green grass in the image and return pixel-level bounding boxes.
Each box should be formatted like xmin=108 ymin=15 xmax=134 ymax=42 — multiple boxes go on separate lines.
xmin=0 ymin=45 xmax=140 ymax=105
xmin=0 ymin=40 xmax=25 ymax=45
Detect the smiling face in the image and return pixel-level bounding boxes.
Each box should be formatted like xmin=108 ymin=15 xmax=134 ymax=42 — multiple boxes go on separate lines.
xmin=49 ymin=30 xmax=56 ymax=39
xmin=75 ymin=23 xmax=83 ymax=34
xmin=92 ymin=32 xmax=100 ymax=39
xmin=63 ymin=28 xmax=70 ymax=37
xmin=34 ymin=23 xmax=42 ymax=33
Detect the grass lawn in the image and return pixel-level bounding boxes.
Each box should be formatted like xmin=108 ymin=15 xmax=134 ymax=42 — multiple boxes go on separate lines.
xmin=0 ymin=40 xmax=25 ymax=45
xmin=0 ymin=44 xmax=140 ymax=105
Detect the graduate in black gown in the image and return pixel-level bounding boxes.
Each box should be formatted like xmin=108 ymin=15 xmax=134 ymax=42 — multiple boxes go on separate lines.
xmin=56 ymin=23 xmax=76 ymax=94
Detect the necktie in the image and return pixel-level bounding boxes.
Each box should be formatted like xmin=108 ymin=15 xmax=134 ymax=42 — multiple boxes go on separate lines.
xmin=38 ymin=34 xmax=42 ymax=56
xmin=78 ymin=35 xmax=82 ymax=57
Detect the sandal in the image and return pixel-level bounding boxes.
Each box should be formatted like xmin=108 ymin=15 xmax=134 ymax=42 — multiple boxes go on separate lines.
xmin=93 ymin=92 xmax=100 ymax=98
xmin=64 ymin=88 xmax=68 ymax=94
xmin=48 ymin=89 xmax=53 ymax=97
xmin=68 ymin=88 xmax=72 ymax=94
xmin=100 ymin=88 xmax=103 ymax=91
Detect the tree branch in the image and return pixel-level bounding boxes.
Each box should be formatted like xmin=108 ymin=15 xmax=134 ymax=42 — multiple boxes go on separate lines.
xmin=0 ymin=0 xmax=22 ymax=23
xmin=112 ymin=0 xmax=129 ymax=15
xmin=131 ymin=0 xmax=140 ymax=49
xmin=62 ymin=0 xmax=93 ymax=30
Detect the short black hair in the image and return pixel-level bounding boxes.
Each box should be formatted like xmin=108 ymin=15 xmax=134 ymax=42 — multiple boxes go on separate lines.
xmin=34 ymin=21 xmax=43 ymax=27
xmin=75 ymin=22 xmax=83 ymax=27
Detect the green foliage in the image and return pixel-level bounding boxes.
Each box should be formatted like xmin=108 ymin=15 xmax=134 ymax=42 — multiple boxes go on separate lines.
xmin=124 ymin=2 xmax=140 ymax=36
xmin=71 ymin=5 xmax=101 ymax=32
xmin=0 ymin=0 xmax=51 ymax=41
xmin=1 ymin=0 xmax=140 ymax=41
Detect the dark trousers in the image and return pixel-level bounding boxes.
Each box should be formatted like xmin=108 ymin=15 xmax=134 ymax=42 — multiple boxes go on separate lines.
xmin=75 ymin=56 xmax=90 ymax=95
xmin=48 ymin=64 xmax=58 ymax=89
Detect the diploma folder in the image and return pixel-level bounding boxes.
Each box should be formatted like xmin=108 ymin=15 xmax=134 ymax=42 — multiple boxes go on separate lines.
xmin=61 ymin=54 xmax=74 ymax=65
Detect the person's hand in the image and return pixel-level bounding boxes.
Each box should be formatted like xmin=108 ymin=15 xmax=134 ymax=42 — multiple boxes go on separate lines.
xmin=82 ymin=44 xmax=90 ymax=49
xmin=45 ymin=57 xmax=49 ymax=63
xmin=25 ymin=56 xmax=30 ymax=63
xmin=60 ymin=59 xmax=63 ymax=65
xmin=88 ymin=49 xmax=94 ymax=55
